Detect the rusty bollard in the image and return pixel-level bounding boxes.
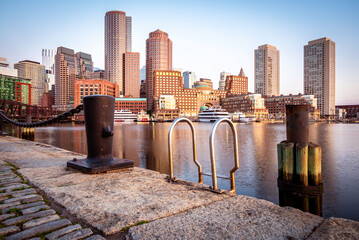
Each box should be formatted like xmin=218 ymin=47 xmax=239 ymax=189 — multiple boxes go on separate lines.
xmin=0 ymin=112 xmax=8 ymax=136
xmin=67 ymin=95 xmax=134 ymax=173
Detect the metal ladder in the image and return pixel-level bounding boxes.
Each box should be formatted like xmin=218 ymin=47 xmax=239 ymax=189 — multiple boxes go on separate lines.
xmin=167 ymin=117 xmax=239 ymax=193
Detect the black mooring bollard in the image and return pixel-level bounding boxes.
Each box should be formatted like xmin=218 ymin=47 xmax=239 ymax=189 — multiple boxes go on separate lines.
xmin=67 ymin=95 xmax=134 ymax=173
xmin=0 ymin=113 xmax=8 ymax=136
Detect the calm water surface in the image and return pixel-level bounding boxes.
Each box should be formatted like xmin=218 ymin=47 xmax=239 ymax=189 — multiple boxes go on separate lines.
xmin=30 ymin=122 xmax=359 ymax=221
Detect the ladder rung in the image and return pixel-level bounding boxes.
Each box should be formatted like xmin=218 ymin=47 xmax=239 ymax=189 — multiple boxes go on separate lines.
xmin=202 ymin=172 xmax=231 ymax=180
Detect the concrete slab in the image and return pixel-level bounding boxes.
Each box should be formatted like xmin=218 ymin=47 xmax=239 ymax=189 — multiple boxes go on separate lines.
xmin=307 ymin=217 xmax=359 ymax=240
xmin=128 ymin=195 xmax=324 ymax=240
xmin=18 ymin=165 xmax=233 ymax=236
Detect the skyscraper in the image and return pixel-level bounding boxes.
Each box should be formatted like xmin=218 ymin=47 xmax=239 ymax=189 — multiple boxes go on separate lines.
xmin=14 ymin=60 xmax=46 ymax=106
xmin=225 ymin=68 xmax=248 ymax=97
xmin=76 ymin=52 xmax=93 ymax=79
xmin=126 ymin=16 xmax=132 ymax=52
xmin=146 ymin=29 xmax=172 ymax=111
xmin=105 ymin=11 xmax=127 ymax=93
xmin=183 ymin=71 xmax=197 ymax=89
xmin=123 ymin=52 xmax=140 ymax=97
xmin=304 ymin=37 xmax=335 ymax=116
xmin=254 ymin=44 xmax=280 ymax=96
xmin=42 ymin=49 xmax=55 ymax=91
xmin=54 ymin=47 xmax=77 ymax=106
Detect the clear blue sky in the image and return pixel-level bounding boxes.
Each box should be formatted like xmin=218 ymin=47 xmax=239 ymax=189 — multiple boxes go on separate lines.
xmin=1 ymin=0 xmax=358 ymax=104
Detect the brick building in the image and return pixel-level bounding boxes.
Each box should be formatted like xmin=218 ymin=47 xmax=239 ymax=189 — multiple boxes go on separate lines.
xmin=336 ymin=105 xmax=359 ymax=118
xmin=115 ymin=97 xmax=147 ymax=113
xmin=123 ymin=52 xmax=140 ymax=97
xmin=74 ymin=79 xmax=119 ymax=107
xmin=0 ymin=74 xmax=31 ymax=104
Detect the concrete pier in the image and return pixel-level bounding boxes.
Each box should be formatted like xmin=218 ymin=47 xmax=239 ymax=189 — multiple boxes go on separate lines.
xmin=1 ymin=136 xmax=359 ymax=239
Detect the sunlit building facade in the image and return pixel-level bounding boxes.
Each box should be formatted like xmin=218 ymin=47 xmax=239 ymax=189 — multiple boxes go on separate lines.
xmin=255 ymin=44 xmax=280 ymax=96
xmin=0 ymin=74 xmax=31 ymax=104
xmin=123 ymin=52 xmax=140 ymax=97
xmin=304 ymin=37 xmax=335 ymax=116
xmin=146 ymin=29 xmax=172 ymax=111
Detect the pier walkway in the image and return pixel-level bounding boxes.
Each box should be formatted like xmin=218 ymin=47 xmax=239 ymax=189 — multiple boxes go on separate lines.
xmin=0 ymin=136 xmax=358 ymax=239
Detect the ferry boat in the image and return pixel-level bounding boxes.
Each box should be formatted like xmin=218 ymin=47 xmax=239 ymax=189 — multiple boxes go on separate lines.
xmin=136 ymin=110 xmax=150 ymax=122
xmin=239 ymin=114 xmax=257 ymax=123
xmin=114 ymin=110 xmax=137 ymax=122
xmin=230 ymin=112 xmax=246 ymax=121
xmin=197 ymin=107 xmax=230 ymax=122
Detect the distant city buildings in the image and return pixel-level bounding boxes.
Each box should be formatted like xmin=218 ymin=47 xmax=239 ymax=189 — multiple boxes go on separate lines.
xmin=146 ymin=29 xmax=173 ymax=111
xmin=14 ymin=60 xmax=46 ymax=106
xmin=74 ymin=79 xmax=119 ymax=107
xmin=304 ymin=37 xmax=335 ymax=116
xmin=0 ymin=57 xmax=18 ymax=77
xmin=42 ymin=49 xmax=55 ymax=92
xmin=183 ymin=71 xmax=197 ymax=89
xmin=225 ymin=68 xmax=248 ymax=97
xmin=194 ymin=78 xmax=213 ymax=89
xmin=140 ymin=66 xmax=146 ymax=82
xmin=76 ymin=52 xmax=93 ymax=79
xmin=0 ymin=74 xmax=31 ymax=104
xmin=126 ymin=16 xmax=132 ymax=52
xmin=89 ymin=69 xmax=105 ymax=79
xmin=123 ymin=52 xmax=140 ymax=97
xmin=255 ymin=44 xmax=280 ymax=96
xmin=115 ymin=97 xmax=147 ymax=113
xmin=219 ymin=72 xmax=230 ymax=91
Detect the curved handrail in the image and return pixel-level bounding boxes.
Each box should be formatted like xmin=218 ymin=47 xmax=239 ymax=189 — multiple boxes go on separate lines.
xmin=168 ymin=117 xmax=203 ymax=183
xmin=209 ymin=117 xmax=239 ymax=193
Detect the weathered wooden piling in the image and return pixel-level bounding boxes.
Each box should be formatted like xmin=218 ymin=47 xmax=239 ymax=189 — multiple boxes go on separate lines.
xmin=296 ymin=143 xmax=308 ymax=186
xmin=282 ymin=142 xmax=294 ymax=183
xmin=308 ymin=142 xmax=322 ymax=186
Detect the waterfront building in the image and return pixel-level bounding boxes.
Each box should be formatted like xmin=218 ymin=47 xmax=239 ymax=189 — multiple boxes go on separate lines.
xmin=183 ymin=71 xmax=197 ymax=89
xmin=89 ymin=70 xmax=105 ymax=79
xmin=105 ymin=11 xmax=127 ymax=92
xmin=115 ymin=97 xmax=147 ymax=113
xmin=152 ymin=70 xmax=227 ymax=118
xmin=304 ymin=37 xmax=335 ymax=116
xmin=146 ymin=29 xmax=173 ymax=111
xmin=14 ymin=60 xmax=46 ymax=106
xmin=225 ymin=68 xmax=248 ymax=97
xmin=255 ymin=44 xmax=280 ymax=96
xmin=123 ymin=52 xmax=140 ymax=97
xmin=336 ymin=105 xmax=359 ymax=118
xmin=76 ymin=52 xmax=93 ymax=79
xmin=40 ymin=92 xmax=55 ymax=108
xmin=159 ymin=94 xmax=176 ymax=109
xmin=0 ymin=58 xmax=18 ymax=78
xmin=54 ymin=47 xmax=77 ymax=107
xmin=193 ymin=78 xmax=213 ymax=89
xmin=221 ymin=93 xmax=269 ymax=120
xmin=264 ymin=94 xmax=318 ymax=120
xmin=219 ymin=72 xmax=231 ymax=91
xmin=74 ymin=79 xmax=119 ymax=107
xmin=126 ymin=16 xmax=132 ymax=52
xmin=0 ymin=74 xmax=31 ymax=104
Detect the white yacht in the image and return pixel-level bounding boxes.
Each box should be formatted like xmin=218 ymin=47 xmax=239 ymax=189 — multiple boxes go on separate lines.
xmin=136 ymin=110 xmax=150 ymax=122
xmin=114 ymin=110 xmax=137 ymax=122
xmin=197 ymin=107 xmax=230 ymax=122
xmin=239 ymin=114 xmax=257 ymax=123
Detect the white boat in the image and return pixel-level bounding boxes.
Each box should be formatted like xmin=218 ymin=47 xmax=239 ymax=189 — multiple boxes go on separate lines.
xmin=114 ymin=110 xmax=137 ymax=122
xmin=230 ymin=112 xmax=246 ymax=121
xmin=239 ymin=114 xmax=257 ymax=123
xmin=137 ymin=110 xmax=150 ymax=122
xmin=198 ymin=107 xmax=230 ymax=122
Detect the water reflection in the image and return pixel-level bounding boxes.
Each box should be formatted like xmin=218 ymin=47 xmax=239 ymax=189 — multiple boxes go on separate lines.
xmin=8 ymin=122 xmax=359 ymax=221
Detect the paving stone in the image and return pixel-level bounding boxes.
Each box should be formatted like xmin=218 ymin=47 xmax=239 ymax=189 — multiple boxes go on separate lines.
xmin=0 ymin=179 xmax=23 ymax=186
xmin=0 ymin=176 xmax=18 ymax=181
xmin=0 ymin=183 xmax=29 ymax=193
xmin=0 ymin=225 xmax=20 ymax=236
xmin=2 ymin=209 xmax=56 ymax=226
xmin=0 ymin=195 xmax=8 ymax=201
xmin=85 ymin=235 xmax=106 ymax=240
xmin=0 ymin=181 xmax=24 ymax=187
xmin=45 ymin=224 xmax=82 ymax=240
xmin=6 ymin=219 xmax=72 ymax=240
xmin=29 ymin=238 xmax=41 ymax=240
xmin=3 ymin=194 xmax=42 ymax=204
xmin=0 ymin=212 xmax=16 ymax=221
xmin=21 ymin=204 xmax=49 ymax=215
xmin=2 ymin=201 xmax=45 ymax=213
xmin=0 ymin=201 xmax=21 ymax=210
xmin=56 ymin=228 xmax=93 ymax=240
xmin=23 ymin=214 xmax=60 ymax=229
xmin=12 ymin=188 xmax=37 ymax=197
xmin=307 ymin=217 xmax=359 ymax=239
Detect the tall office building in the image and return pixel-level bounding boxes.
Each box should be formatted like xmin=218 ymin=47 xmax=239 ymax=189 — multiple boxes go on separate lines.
xmin=126 ymin=16 xmax=132 ymax=52
xmin=76 ymin=52 xmax=93 ymax=79
xmin=255 ymin=44 xmax=280 ymax=96
xmin=225 ymin=68 xmax=248 ymax=97
xmin=219 ymin=72 xmax=231 ymax=91
xmin=304 ymin=37 xmax=335 ymax=116
xmin=123 ymin=52 xmax=140 ymax=97
xmin=183 ymin=71 xmax=197 ymax=89
xmin=105 ymin=11 xmax=127 ymax=92
xmin=54 ymin=47 xmax=77 ymax=106
xmin=146 ymin=29 xmax=172 ymax=111
xmin=14 ymin=60 xmax=46 ymax=106
xmin=140 ymin=66 xmax=146 ymax=82
xmin=42 ymin=49 xmax=55 ymax=91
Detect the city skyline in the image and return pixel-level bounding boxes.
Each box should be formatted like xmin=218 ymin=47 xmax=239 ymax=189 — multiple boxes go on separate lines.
xmin=0 ymin=0 xmax=358 ymax=104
